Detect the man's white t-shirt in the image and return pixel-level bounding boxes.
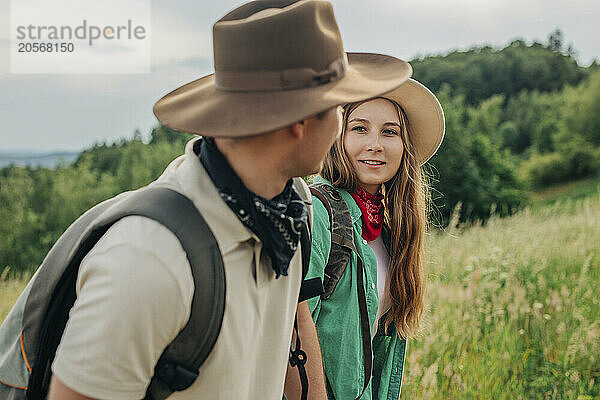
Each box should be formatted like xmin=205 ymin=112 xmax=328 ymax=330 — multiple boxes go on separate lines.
xmin=52 ymin=138 xmax=309 ymax=399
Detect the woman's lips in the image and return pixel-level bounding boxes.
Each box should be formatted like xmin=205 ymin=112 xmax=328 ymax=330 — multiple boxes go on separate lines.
xmin=359 ymin=160 xmax=386 ymax=168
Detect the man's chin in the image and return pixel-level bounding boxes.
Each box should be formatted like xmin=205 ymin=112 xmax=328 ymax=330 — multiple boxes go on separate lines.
xmin=292 ymin=159 xmax=324 ymax=179
xmin=310 ymin=161 xmax=324 ymax=176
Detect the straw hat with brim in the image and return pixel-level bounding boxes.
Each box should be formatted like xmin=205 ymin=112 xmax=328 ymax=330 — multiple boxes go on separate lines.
xmin=153 ymin=0 xmax=412 ymax=138
xmin=377 ymin=78 xmax=445 ymax=164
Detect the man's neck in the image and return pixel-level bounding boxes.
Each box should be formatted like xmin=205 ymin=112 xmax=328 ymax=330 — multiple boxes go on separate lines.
xmin=214 ymin=138 xmax=290 ymax=199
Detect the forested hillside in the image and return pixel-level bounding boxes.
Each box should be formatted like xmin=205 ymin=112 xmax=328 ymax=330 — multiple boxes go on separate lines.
xmin=416 ymin=30 xmax=600 ymax=223
xmin=411 ymin=30 xmax=590 ymax=105
xmin=1 ymin=30 xmax=599 ymax=275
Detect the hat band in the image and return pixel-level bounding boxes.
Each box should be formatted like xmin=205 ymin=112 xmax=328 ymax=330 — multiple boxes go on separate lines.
xmin=215 ymin=55 xmax=348 ymax=92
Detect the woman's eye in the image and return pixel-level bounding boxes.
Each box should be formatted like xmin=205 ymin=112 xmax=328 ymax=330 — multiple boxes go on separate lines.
xmin=351 ymin=125 xmax=367 ymax=133
xmin=383 ymin=129 xmax=399 ymax=136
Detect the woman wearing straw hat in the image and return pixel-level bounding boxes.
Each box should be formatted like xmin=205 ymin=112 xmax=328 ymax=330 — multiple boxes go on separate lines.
xmin=306 ymin=78 xmax=445 ymax=399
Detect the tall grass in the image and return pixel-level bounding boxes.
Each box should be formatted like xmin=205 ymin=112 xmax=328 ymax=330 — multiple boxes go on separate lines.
xmin=1 ymin=190 xmax=598 ymax=399
xmin=403 ymin=191 xmax=600 ymax=399
xmin=0 ymin=268 xmax=29 ymax=321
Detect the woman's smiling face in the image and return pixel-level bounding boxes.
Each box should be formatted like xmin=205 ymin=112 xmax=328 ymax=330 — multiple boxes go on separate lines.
xmin=343 ymin=98 xmax=405 ymax=194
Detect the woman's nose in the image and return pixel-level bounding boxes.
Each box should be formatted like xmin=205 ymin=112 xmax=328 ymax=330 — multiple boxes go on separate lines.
xmin=366 ymin=133 xmax=383 ymax=152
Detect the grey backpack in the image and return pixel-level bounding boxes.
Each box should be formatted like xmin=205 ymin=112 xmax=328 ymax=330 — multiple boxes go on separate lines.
xmin=309 ymin=182 xmax=373 ymax=400
xmin=0 ymin=185 xmax=315 ymax=400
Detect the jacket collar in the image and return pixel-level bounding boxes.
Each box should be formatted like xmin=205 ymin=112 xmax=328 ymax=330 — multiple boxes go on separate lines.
xmin=312 ymin=176 xmax=392 ymax=252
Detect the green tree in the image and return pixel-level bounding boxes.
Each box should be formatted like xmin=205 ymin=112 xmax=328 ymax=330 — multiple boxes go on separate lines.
xmin=428 ymin=86 xmax=528 ymax=224
xmin=0 ymin=167 xmax=39 ymax=273
xmin=149 ymin=125 xmax=193 ymax=148
xmin=75 ymin=142 xmax=124 ymax=175
xmin=547 ymin=29 xmax=563 ymax=53
xmin=533 ymin=119 xmax=557 ymax=153
xmin=502 ymin=90 xmax=564 ymax=154
xmin=411 ymin=36 xmax=586 ymax=105
xmin=467 ymin=95 xmax=504 ymax=146
xmin=557 ymin=72 xmax=600 ymax=146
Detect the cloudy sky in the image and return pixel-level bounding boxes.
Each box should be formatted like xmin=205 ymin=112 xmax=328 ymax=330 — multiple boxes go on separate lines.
xmin=0 ymin=0 xmax=598 ymax=152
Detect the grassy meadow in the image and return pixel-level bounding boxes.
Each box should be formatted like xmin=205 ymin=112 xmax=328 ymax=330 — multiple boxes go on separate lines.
xmin=1 ymin=179 xmax=599 ymax=399
xmin=0 ymin=267 xmax=28 ymax=322
xmin=402 ymin=179 xmax=600 ymax=399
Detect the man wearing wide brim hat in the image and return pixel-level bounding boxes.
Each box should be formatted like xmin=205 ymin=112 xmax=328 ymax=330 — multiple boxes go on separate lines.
xmin=48 ymin=1 xmax=413 ymax=399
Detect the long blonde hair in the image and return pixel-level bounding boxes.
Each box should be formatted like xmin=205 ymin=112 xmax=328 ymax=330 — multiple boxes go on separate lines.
xmin=320 ymin=98 xmax=429 ymax=338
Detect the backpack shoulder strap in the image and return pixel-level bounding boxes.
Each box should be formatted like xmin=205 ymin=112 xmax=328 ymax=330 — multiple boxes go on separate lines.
xmin=294 ymin=178 xmax=324 ymax=303
xmin=139 ymin=188 xmax=225 ymax=400
xmin=309 ymin=183 xmax=354 ymax=300
xmin=309 ymin=182 xmax=373 ymax=400
xmin=24 ymin=187 xmax=225 ymax=400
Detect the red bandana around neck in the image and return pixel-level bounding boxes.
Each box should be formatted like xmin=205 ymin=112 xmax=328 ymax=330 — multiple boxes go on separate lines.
xmin=350 ymin=186 xmax=384 ymax=241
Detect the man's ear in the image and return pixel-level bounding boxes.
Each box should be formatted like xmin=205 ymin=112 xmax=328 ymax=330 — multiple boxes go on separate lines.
xmin=289 ymin=120 xmax=305 ymax=140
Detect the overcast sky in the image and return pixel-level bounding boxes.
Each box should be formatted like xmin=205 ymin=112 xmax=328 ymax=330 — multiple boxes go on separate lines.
xmin=1 ymin=0 xmax=598 ymax=152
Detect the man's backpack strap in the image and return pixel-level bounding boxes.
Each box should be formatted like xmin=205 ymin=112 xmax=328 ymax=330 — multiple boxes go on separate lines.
xmin=294 ymin=178 xmax=324 ymax=303
xmin=297 ymin=223 xmax=324 ymax=303
xmin=140 ymin=188 xmax=225 ymax=400
xmin=309 ymin=183 xmax=373 ymax=400
xmin=22 ymin=187 xmax=225 ymax=400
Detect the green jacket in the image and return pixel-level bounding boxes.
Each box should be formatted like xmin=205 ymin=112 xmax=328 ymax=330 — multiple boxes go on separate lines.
xmin=307 ymin=177 xmax=407 ymax=400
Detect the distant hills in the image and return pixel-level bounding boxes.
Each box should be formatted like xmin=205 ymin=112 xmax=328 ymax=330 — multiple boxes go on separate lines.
xmin=0 ymin=151 xmax=80 ymax=168
xmin=411 ymin=36 xmax=593 ymax=106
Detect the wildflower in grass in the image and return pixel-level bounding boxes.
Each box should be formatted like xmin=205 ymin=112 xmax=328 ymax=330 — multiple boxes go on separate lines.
xmin=443 ymin=363 xmax=453 ymax=378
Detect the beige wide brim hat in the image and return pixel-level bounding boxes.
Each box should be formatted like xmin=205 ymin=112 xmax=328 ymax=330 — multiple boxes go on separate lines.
xmin=154 ymin=53 xmax=412 ymax=138
xmin=379 ymin=78 xmax=445 ymax=164
xmin=153 ymin=0 xmax=413 ymax=138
